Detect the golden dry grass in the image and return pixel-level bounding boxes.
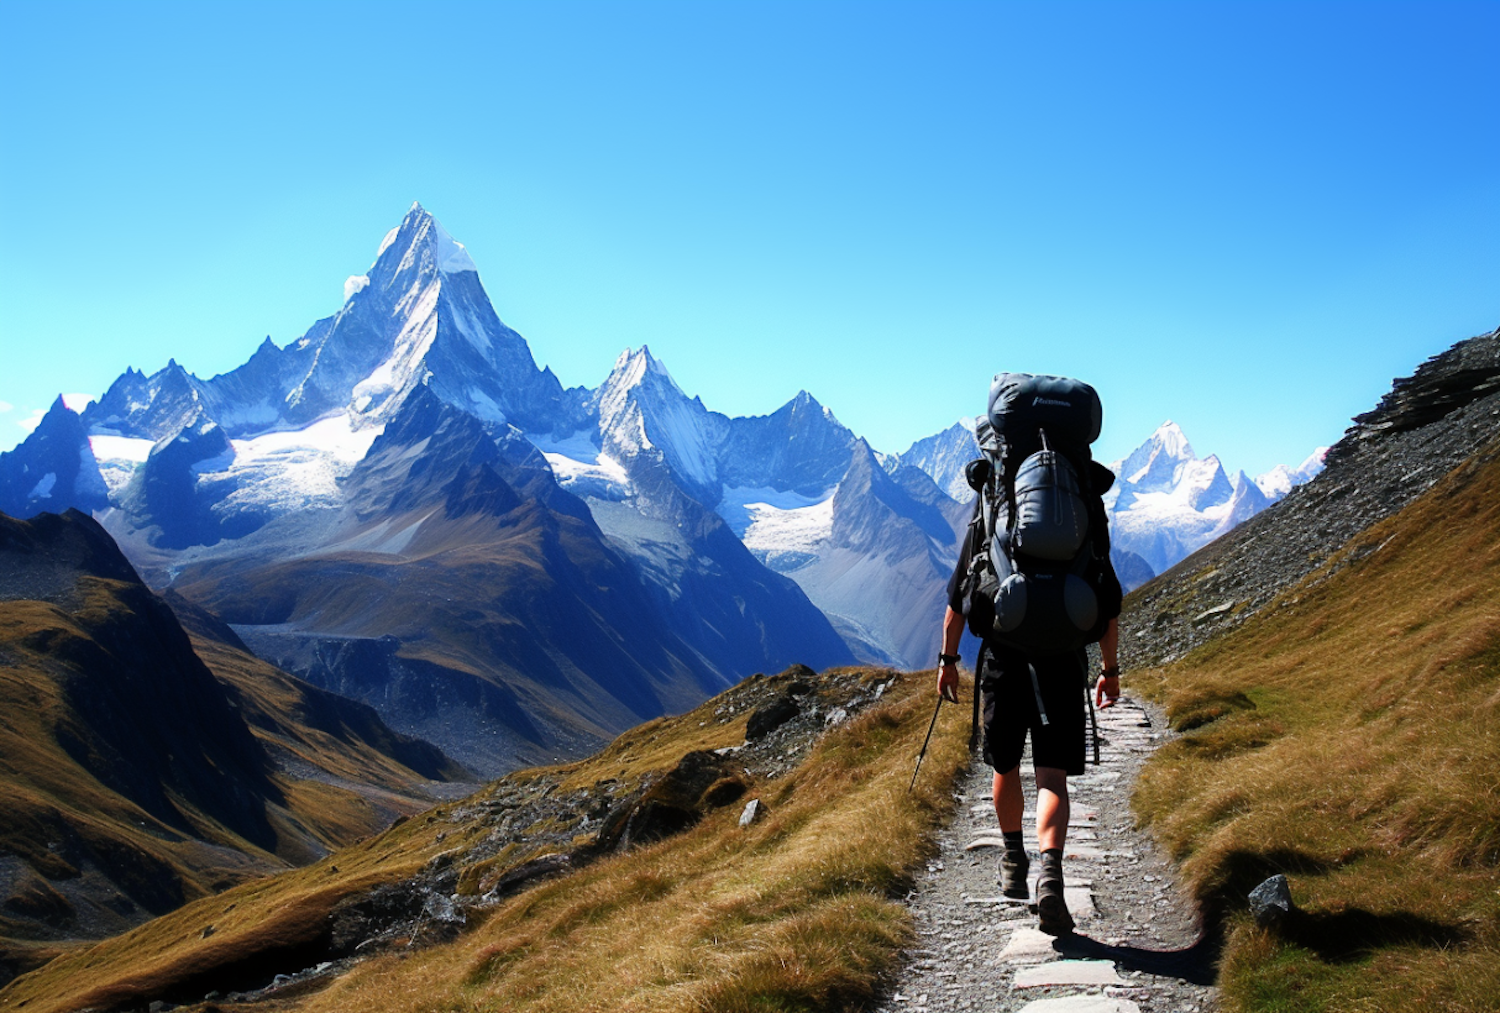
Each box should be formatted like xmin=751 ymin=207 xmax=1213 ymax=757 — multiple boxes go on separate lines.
xmin=298 ymin=678 xmax=968 ymax=1013
xmin=1129 ymin=443 xmax=1500 ymax=1012
xmin=1 ymin=667 xmax=970 ymax=1013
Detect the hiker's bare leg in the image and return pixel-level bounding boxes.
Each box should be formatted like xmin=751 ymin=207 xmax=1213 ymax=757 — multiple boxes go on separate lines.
xmin=1035 ymin=766 xmax=1075 ymax=933
xmin=1035 ymin=766 xmax=1069 ymax=852
xmin=993 ymin=767 xmax=1024 ymax=833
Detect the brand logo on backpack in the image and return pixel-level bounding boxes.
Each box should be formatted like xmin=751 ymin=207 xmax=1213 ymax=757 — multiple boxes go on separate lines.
xmin=961 ymin=373 xmax=1110 ymax=656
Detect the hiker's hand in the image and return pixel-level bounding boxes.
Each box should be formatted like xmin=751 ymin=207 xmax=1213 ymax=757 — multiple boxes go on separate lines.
xmin=937 ymin=663 xmax=959 ymax=703
xmin=1096 ymin=672 xmax=1120 ymax=709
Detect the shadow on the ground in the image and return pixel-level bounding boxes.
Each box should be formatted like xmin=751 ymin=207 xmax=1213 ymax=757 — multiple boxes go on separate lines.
xmin=1281 ymin=907 xmax=1470 ymax=964
xmin=1052 ymin=902 xmax=1470 ymax=984
xmin=1201 ymin=849 xmax=1471 ymax=964
xmin=1055 ymin=931 xmax=1220 ymax=986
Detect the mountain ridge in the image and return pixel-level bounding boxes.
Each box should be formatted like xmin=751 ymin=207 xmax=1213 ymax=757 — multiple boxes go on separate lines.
xmin=0 ymin=204 xmax=1327 ymax=774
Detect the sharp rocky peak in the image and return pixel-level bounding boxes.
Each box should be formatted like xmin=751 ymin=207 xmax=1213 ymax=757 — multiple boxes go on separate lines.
xmin=783 ymin=389 xmax=841 ymax=426
xmin=370 ymin=203 xmax=479 ymax=284
xmin=1147 ymin=419 xmax=1194 ymax=458
xmin=607 ymin=346 xmax=678 ymax=390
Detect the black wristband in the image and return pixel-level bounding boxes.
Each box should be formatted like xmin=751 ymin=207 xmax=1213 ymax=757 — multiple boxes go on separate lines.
xmin=1100 ymin=665 xmax=1120 ymax=679
xmin=938 ymin=653 xmax=960 ymax=666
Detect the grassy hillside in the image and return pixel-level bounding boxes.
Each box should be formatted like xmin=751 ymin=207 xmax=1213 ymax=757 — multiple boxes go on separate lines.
xmin=0 ymin=664 xmax=971 ymax=1012
xmin=1128 ymin=437 xmax=1500 ymax=1011
xmin=0 ymin=555 xmax=466 ymax=981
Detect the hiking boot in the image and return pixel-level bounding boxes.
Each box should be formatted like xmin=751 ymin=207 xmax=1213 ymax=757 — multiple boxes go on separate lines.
xmin=1036 ymin=851 xmax=1075 ymax=936
xmin=999 ymin=850 xmax=1030 ymax=900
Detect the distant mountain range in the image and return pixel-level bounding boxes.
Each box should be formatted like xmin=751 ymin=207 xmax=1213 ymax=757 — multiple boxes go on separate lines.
xmin=886 ymin=417 xmax=1325 ymax=582
xmin=0 ymin=203 xmax=1322 ymax=774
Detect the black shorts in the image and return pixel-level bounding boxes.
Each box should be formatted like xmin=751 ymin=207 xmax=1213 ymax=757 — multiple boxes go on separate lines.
xmin=980 ymin=644 xmax=1087 ymax=777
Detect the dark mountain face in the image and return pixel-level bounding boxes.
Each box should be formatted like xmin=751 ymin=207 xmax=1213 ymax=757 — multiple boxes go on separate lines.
xmin=0 ymin=509 xmax=468 ymax=947
xmin=0 ymin=510 xmax=271 ymax=839
xmin=121 ymin=415 xmax=245 ymax=549
xmin=0 ymin=507 xmax=140 ymax=601
xmin=0 ymin=399 xmax=109 ymax=520
xmin=719 ymin=391 xmax=857 ymax=497
xmin=1110 ymin=547 xmax=1156 ymax=593
xmin=161 ymin=588 xmax=466 ymax=785
xmin=167 ymin=388 xmax=744 ymax=775
xmin=1120 ymin=325 xmax=1500 ymax=669
xmin=1332 ymin=326 xmax=1500 ymax=453
xmin=0 ymin=510 xmax=278 ymax=920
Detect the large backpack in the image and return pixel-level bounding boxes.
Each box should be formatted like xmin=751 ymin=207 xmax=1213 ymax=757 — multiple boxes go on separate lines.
xmin=960 ymin=373 xmax=1111 ymax=657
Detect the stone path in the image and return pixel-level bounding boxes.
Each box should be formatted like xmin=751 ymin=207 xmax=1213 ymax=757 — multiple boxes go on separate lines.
xmin=870 ymin=696 xmax=1218 ymax=1013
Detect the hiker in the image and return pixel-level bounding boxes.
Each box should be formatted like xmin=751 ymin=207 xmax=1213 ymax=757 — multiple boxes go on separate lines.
xmin=936 ymin=373 xmax=1123 ymax=936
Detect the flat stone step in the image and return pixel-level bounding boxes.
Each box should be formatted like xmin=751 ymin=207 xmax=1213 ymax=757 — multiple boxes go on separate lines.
xmin=996 ymin=926 xmax=1059 ymax=964
xmin=1012 ymin=959 xmax=1125 ymax=988
xmin=1016 ymin=997 xmax=1143 ymax=1013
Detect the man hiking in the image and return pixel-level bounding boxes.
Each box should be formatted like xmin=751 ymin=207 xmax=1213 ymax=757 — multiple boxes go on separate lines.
xmin=936 ymin=372 xmax=1124 ymax=936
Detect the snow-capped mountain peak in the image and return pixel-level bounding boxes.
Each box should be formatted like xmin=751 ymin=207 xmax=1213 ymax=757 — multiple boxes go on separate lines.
xmin=1103 ymin=421 xmax=1321 ymax=574
xmin=894 ymin=421 xmax=981 ymax=504
xmin=592 ymin=345 xmax=725 ymax=495
xmin=785 ymin=389 xmax=841 ymax=426
xmin=376 ymin=225 xmax=400 ymax=259
xmin=607 ymin=345 xmax=681 ymax=395
xmin=1255 ymin=447 xmax=1328 ymax=498
xmin=1114 ymin=419 xmax=1197 ymax=492
xmin=1153 ymin=419 xmax=1192 ymax=457
xmin=359 ymin=203 xmax=476 ymax=287
xmin=274 ymin=203 xmax=562 ymax=431
xmin=1181 ymin=453 xmax=1234 ymax=511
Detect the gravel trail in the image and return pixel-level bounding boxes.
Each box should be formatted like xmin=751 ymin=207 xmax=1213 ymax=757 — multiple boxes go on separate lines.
xmin=870 ymin=695 xmax=1218 ymax=1013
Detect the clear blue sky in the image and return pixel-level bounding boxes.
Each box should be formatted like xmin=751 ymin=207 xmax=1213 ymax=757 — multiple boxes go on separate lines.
xmin=1 ymin=1 xmax=1495 ymax=477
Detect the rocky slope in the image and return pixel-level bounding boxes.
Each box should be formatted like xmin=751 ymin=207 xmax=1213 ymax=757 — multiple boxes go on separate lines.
xmin=1119 ymin=324 xmax=1500 ymax=668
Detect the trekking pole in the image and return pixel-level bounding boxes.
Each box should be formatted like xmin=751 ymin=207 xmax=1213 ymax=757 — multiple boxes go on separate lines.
xmin=1085 ymin=674 xmax=1101 ymax=765
xmin=969 ymin=643 xmax=987 ymax=754
xmin=909 ymin=695 xmax=944 ymax=792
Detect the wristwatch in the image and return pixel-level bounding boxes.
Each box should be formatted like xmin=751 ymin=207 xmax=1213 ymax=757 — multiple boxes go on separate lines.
xmin=938 ymin=653 xmax=961 ymax=666
xmin=1099 ymin=665 xmax=1120 ymax=679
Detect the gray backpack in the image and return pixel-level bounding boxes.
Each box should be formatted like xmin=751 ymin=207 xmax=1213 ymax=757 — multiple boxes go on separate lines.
xmin=961 ymin=373 xmax=1110 ymax=656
